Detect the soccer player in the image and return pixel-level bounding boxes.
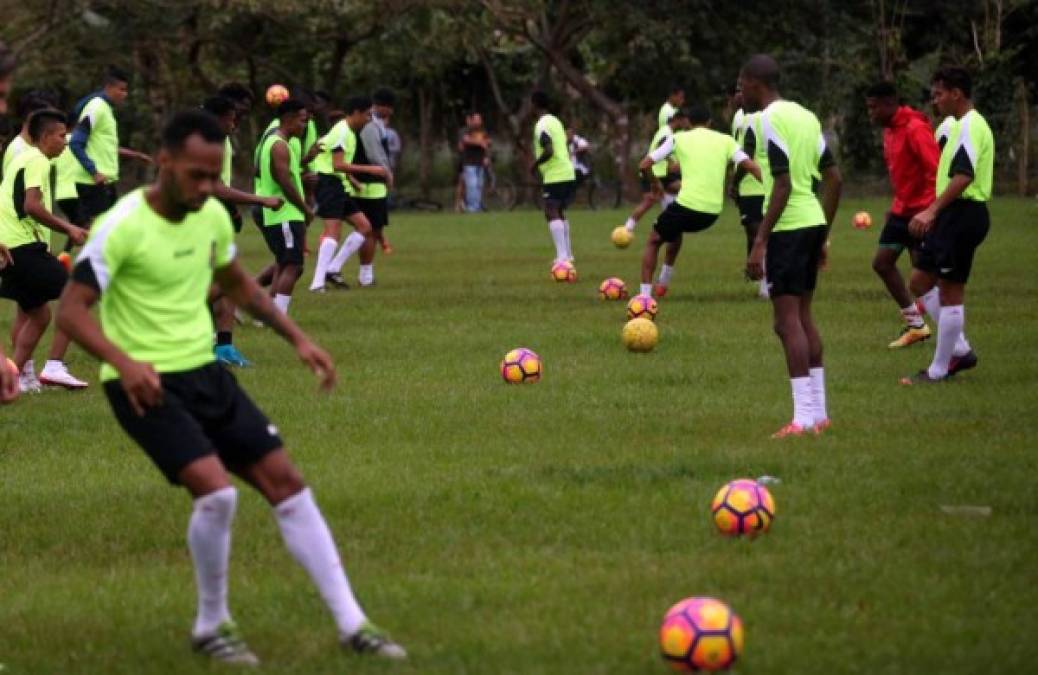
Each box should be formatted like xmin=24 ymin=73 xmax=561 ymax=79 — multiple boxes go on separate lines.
xmin=635 ymin=105 xmax=759 ymax=298
xmin=355 ymin=87 xmax=396 ymax=265
xmin=620 ymin=108 xmax=688 ymax=236
xmin=255 ymin=99 xmax=313 ymax=316
xmin=0 ymin=110 xmax=89 ymax=391
xmin=69 ymin=66 xmax=152 ymax=230
xmin=309 ymin=96 xmax=382 ymax=292
xmin=864 ymin=81 xmax=939 ymax=348
xmin=203 ymin=95 xmax=283 ymax=366
xmin=56 ymin=110 xmax=405 ymax=664
xmin=900 ymin=67 xmax=990 ymax=385
xmin=739 ymin=54 xmax=842 ymax=438
xmin=730 ymin=87 xmax=769 ymax=298
xmin=529 ymin=90 xmax=576 ymax=263
xmin=3 ymin=91 xmax=57 ymax=176
xmin=658 ymin=85 xmax=686 ymax=129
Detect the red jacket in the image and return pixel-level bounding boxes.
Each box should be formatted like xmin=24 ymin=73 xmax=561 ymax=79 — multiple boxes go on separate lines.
xmin=883 ymin=106 xmax=939 ymax=217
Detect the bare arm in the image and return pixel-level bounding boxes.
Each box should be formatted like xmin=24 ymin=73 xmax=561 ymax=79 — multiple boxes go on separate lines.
xmin=119 ymin=147 xmax=153 ymax=164
xmin=213 ymin=181 xmax=281 ymax=209
xmin=746 ymin=172 xmax=791 ymax=281
xmin=24 ymin=188 xmax=87 ymax=244
xmin=736 ymin=158 xmax=762 ymax=184
xmin=331 ymin=149 xmax=387 ymax=178
xmin=270 ymin=141 xmax=311 ymax=220
xmin=909 ymin=173 xmax=972 ymax=238
xmin=818 ymin=164 xmax=842 ymax=228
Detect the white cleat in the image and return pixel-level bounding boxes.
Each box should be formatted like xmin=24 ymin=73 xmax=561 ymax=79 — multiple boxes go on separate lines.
xmin=39 ymin=362 xmax=89 ymax=389
xmin=18 ymin=373 xmax=42 ymax=394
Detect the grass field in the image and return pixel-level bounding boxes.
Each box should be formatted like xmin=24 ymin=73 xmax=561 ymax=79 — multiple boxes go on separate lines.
xmin=2 ymin=197 xmax=1037 ymax=674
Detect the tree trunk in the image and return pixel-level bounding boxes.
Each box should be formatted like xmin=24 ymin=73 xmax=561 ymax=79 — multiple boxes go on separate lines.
xmin=418 ymin=85 xmax=435 ymax=199
xmin=1016 ymin=77 xmax=1030 ymax=196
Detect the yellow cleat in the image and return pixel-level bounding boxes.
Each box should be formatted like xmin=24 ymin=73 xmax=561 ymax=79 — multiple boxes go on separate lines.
xmin=888 ymin=324 xmax=932 ymax=349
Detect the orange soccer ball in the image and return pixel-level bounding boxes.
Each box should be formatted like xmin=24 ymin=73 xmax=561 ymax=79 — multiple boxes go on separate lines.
xmin=852 ymin=211 xmax=873 ymax=230
xmin=265 ymin=84 xmax=290 ymax=107
xmin=660 ymin=597 xmax=745 ymax=671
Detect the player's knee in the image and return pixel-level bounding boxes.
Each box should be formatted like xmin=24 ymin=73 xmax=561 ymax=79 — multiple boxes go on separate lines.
xmin=871 ymin=254 xmax=892 ymax=275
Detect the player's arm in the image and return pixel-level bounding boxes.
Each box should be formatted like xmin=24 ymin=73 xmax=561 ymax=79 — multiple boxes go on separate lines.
xmin=70 ymin=116 xmax=106 ymax=184
xmin=360 ymin=125 xmax=394 ymax=189
xmin=270 ymin=140 xmax=312 ymax=222
xmin=909 ymin=141 xmax=974 ymax=237
xmin=531 ymin=131 xmax=553 ymax=175
xmin=213 ymin=258 xmax=336 ymax=390
xmin=333 ymin=150 xmax=388 ymax=179
xmin=213 ymin=181 xmax=281 ymax=209
xmin=118 ymin=147 xmax=152 ymax=164
xmin=23 ymin=186 xmax=87 ymax=244
xmin=731 ymin=125 xmax=757 ymax=198
xmin=817 ymin=147 xmax=842 ymax=228
xmin=746 ymin=133 xmax=793 ymax=281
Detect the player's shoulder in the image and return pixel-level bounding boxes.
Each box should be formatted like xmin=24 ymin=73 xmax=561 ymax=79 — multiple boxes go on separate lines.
xmin=963 ymin=109 xmax=993 ymax=137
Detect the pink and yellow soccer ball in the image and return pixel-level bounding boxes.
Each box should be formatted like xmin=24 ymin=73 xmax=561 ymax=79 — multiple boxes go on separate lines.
xmin=626 ymin=294 xmax=658 ymax=321
xmin=500 ymin=348 xmax=542 ymax=384
xmin=711 ymin=478 xmax=776 ymax=537
xmin=265 ymin=84 xmax=290 ymax=107
xmin=599 ymin=277 xmax=628 ymax=301
xmin=660 ymin=597 xmax=744 ymax=671
xmin=550 ymin=260 xmax=577 ymax=283
xmin=852 ymin=211 xmax=873 ymax=230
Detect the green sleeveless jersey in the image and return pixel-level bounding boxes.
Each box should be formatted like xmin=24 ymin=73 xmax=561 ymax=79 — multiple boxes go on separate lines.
xmin=533 ymin=114 xmax=575 ymax=184
xmin=255 ymin=132 xmax=304 ymax=225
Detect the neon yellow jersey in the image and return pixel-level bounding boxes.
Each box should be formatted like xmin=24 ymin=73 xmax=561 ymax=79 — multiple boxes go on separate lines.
xmin=2 ymin=134 xmax=29 ymax=178
xmin=221 ymin=137 xmax=233 ymax=185
xmin=648 ymin=125 xmax=674 ymax=178
xmin=937 ymin=109 xmax=993 ymax=202
xmin=757 ymin=100 xmax=828 ymax=232
xmin=313 ymin=120 xmax=358 ymax=195
xmin=658 ymin=102 xmax=676 ymax=129
xmin=732 ymin=109 xmax=765 ymax=198
xmin=55 ymin=135 xmax=80 ymax=201
xmin=534 ymin=114 xmax=575 ymax=184
xmin=0 ymin=146 xmax=54 ymax=248
xmin=76 ymin=189 xmax=236 ymax=382
xmin=264 ymin=118 xmax=316 ymax=170
xmin=669 ymin=128 xmax=745 ymax=214
xmin=256 ymin=133 xmax=304 ymax=225
xmin=73 ymin=96 xmax=120 ymax=184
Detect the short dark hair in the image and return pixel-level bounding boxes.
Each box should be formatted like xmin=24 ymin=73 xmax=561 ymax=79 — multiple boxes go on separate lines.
xmin=161 ymin=110 xmax=225 ymax=151
xmin=27 ymin=109 xmax=66 ymax=143
xmin=276 ymin=98 xmax=307 ymax=118
xmin=932 ymin=66 xmax=972 ymax=98
xmin=17 ymin=90 xmax=58 ymax=120
xmin=218 ymin=82 xmax=253 ymax=104
xmin=344 ymin=95 xmax=372 ymax=114
xmin=372 ymin=87 xmax=396 ymax=107
xmin=202 ymin=95 xmax=236 ymax=118
xmin=0 ymin=41 xmax=16 ymax=79
xmin=670 ymin=84 xmax=685 ymax=95
xmin=313 ymin=89 xmax=333 ymax=105
xmin=530 ymin=90 xmax=551 ymax=110
xmin=866 ymin=81 xmax=898 ymax=100
xmin=741 ymin=54 xmax=780 ymax=89
xmin=104 ymin=65 xmax=130 ymax=86
xmin=686 ymin=104 xmax=710 ymax=125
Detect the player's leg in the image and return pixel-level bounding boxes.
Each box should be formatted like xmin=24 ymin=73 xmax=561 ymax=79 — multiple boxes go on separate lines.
xmin=39 ymin=326 xmax=89 ymax=388
xmin=309 ymin=218 xmax=342 ymax=292
xmin=356 ymin=198 xmax=386 ymax=286
xmin=624 ymin=184 xmax=660 ymax=233
xmin=327 ymin=200 xmax=371 ymax=286
xmin=799 ymin=290 xmax=829 ymax=430
xmin=12 ymin=303 xmax=49 ymax=389
xmin=875 ymin=214 xmax=929 ymax=348
xmin=543 ymin=191 xmax=569 ymax=263
xmin=654 ymin=234 xmax=682 ymax=298
xmin=560 ymin=182 xmax=575 ymax=262
xmin=640 ymin=229 xmax=664 ymax=297
xmin=212 ymin=295 xmax=251 ymax=367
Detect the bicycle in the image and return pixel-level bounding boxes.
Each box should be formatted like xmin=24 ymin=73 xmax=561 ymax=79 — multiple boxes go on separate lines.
xmin=483 ymin=165 xmax=517 ymax=211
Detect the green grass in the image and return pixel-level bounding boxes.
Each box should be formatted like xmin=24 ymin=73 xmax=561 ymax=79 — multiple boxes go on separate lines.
xmin=2 ymin=197 xmax=1037 ymax=674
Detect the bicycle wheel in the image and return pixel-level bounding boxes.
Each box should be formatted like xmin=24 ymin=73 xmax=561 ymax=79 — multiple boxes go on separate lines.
xmin=485 ymin=179 xmax=517 ymax=211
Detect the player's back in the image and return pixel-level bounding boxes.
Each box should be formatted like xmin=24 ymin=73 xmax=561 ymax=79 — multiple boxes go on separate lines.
xmin=759 ymin=100 xmax=826 ymax=230
xmin=672 ymin=127 xmax=740 ymax=214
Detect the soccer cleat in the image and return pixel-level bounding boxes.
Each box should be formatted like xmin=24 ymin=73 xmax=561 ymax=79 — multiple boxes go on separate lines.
xmin=18 ymin=373 xmax=42 ymax=394
xmin=888 ymin=324 xmax=932 ymax=349
xmin=813 ymin=419 xmax=831 ymax=435
xmin=343 ymin=622 xmax=407 ymax=661
xmin=653 ymin=283 xmax=668 ymax=298
xmin=308 ymin=285 xmax=327 ymax=293
xmin=948 ymin=350 xmax=978 ymax=376
xmin=191 ymin=621 xmax=260 ymax=666
xmin=326 ymin=273 xmax=350 ymax=290
xmin=214 ymin=344 xmax=252 ymax=368
xmin=771 ymin=422 xmax=809 ymax=439
xmin=39 ymin=362 xmax=89 ymax=389
xmin=899 ymin=370 xmax=950 ymax=386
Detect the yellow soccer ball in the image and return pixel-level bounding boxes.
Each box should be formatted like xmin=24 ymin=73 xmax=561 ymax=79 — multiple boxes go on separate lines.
xmin=852 ymin=211 xmax=873 ymax=230
xmin=622 ymin=317 xmax=658 ymax=352
xmin=611 ymin=226 xmax=633 ymax=248
xmin=265 ymin=84 xmax=290 ymax=107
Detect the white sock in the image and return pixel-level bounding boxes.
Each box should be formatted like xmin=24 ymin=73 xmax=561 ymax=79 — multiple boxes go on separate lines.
xmin=328 ymin=232 xmax=365 ymax=275
xmin=808 ymin=367 xmax=828 ymax=424
xmin=791 ymin=376 xmax=814 ymax=428
xmin=900 ymin=303 xmax=924 ymax=328
xmin=929 ymin=305 xmax=963 ymax=379
xmin=640 ymin=283 xmax=652 ymax=297
xmin=43 ymin=359 xmax=63 ymax=371
xmin=310 ymin=237 xmax=339 ymax=290
xmin=658 ymin=264 xmax=674 ymax=286
xmin=273 ymin=294 xmax=292 ymax=314
xmin=624 ymin=217 xmax=636 ymax=232
xmin=953 ymin=332 xmax=972 ymax=357
xmin=758 ymin=277 xmax=769 ymax=297
xmin=563 ymin=219 xmax=573 ymax=260
xmin=188 ymin=486 xmax=237 ymax=638
xmin=358 ymin=264 xmax=374 ymax=285
xmin=919 ymin=287 xmax=940 ymax=321
xmin=548 ymin=219 xmax=567 ymax=261
xmin=274 ymin=488 xmax=367 ymax=638
xmin=661 ymin=193 xmax=675 ymax=208
xmin=22 ymin=359 xmax=34 ymax=378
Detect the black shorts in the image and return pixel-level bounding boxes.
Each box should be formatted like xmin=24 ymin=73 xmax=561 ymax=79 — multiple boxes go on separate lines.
xmin=261 ymin=221 xmax=307 ymax=266
xmin=878 ymin=212 xmax=919 ymax=252
xmin=218 ymin=198 xmax=244 ymax=233
xmin=766 ymin=225 xmax=828 ymax=297
xmin=316 ymin=174 xmax=361 ymax=220
xmin=104 ymin=362 xmax=283 ymax=485
xmin=356 ymin=196 xmax=389 ymax=231
xmin=541 ymin=180 xmax=576 ymax=210
xmin=915 ymin=200 xmax=989 ymax=284
xmin=57 ymin=198 xmax=80 ymax=225
xmin=0 ymin=243 xmax=68 ymax=311
xmin=653 ymin=203 xmax=719 ymax=243
xmin=75 ymin=182 xmax=117 ymax=226
xmin=738 ymin=195 xmax=765 ymax=227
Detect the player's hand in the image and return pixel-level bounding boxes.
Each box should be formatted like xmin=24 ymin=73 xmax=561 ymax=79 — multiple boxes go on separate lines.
xmin=818 ymin=238 xmax=830 ymax=271
xmin=385 ymin=171 xmax=395 ymax=190
xmin=262 ymin=196 xmax=284 ymax=210
xmin=348 ymin=176 xmax=363 ymax=192
xmin=909 ymin=207 xmax=936 ymax=237
xmin=0 ymin=359 xmax=19 ymax=404
xmin=638 ymin=157 xmax=653 ymax=171
xmin=303 ymin=206 xmax=315 ymax=226
xmin=0 ymin=244 xmax=12 ymax=269
xmin=118 ymin=360 xmax=163 ymax=416
xmin=65 ymin=225 xmax=88 ymax=246
xmin=295 ymin=339 xmax=337 ymax=392
xmin=134 ymin=151 xmax=154 ymax=164
xmin=93 ymin=172 xmax=109 ymax=185
xmin=746 ymin=240 xmax=766 ymax=281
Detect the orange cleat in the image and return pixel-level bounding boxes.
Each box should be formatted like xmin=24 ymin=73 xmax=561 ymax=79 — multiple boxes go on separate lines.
xmin=771 ymin=422 xmax=809 ymax=439
xmin=653 ymin=283 xmax=668 ymax=298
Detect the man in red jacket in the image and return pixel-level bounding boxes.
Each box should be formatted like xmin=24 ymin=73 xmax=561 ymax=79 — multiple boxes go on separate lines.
xmin=866 ymin=82 xmax=940 ymax=348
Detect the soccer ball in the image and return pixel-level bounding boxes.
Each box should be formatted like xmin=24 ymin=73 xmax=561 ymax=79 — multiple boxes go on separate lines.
xmin=56 ymin=251 xmax=72 ymax=273
xmin=611 ymin=226 xmax=633 ymax=248
xmin=550 ymin=260 xmax=577 ymax=283
xmin=626 ymin=294 xmax=658 ymax=321
xmin=622 ymin=317 xmax=658 ymax=352
xmin=852 ymin=211 xmax=872 ymax=230
xmin=659 ymin=597 xmax=744 ymax=671
xmin=500 ymin=348 xmax=542 ymax=384
xmin=265 ymin=84 xmax=290 ymax=107
xmin=711 ymin=479 xmax=776 ymax=537
xmin=598 ymin=277 xmax=628 ymax=300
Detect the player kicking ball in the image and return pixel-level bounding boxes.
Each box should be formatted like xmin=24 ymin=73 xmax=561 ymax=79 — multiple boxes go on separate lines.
xmin=57 ymin=110 xmax=405 ymax=665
